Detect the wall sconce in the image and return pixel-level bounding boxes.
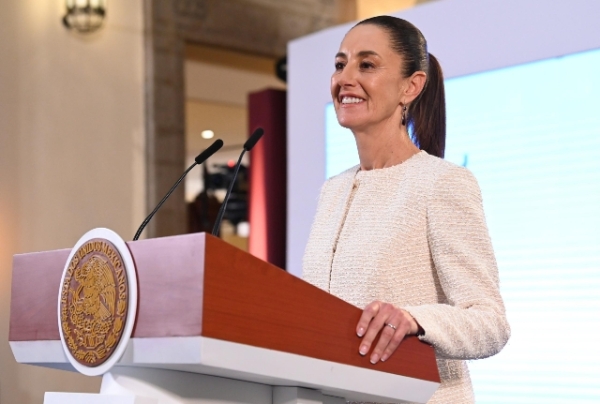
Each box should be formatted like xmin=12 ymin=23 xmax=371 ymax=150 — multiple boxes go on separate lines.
xmin=62 ymin=0 xmax=106 ymax=33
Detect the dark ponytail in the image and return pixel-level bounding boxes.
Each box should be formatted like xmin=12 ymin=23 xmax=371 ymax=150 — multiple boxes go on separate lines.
xmin=356 ymin=16 xmax=446 ymax=158
xmin=409 ymin=53 xmax=446 ymax=158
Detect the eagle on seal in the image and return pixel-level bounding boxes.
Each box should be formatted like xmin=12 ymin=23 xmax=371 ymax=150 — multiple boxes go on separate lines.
xmin=71 ymin=255 xmax=116 ymax=348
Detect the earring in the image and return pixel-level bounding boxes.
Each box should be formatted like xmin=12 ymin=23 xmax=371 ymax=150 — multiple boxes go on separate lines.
xmin=401 ymin=105 xmax=407 ymax=126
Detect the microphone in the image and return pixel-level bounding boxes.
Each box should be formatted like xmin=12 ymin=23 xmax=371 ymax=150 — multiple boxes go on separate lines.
xmin=133 ymin=139 xmax=224 ymax=241
xmin=212 ymin=128 xmax=264 ymax=236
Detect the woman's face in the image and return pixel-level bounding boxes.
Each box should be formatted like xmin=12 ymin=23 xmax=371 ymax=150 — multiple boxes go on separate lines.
xmin=331 ymin=24 xmax=407 ymax=133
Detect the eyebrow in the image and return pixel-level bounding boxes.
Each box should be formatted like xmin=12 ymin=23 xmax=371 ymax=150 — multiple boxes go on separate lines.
xmin=335 ymin=50 xmax=380 ymax=59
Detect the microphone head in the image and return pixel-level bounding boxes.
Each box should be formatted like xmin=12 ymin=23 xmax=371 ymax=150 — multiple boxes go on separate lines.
xmin=195 ymin=139 xmax=224 ymax=164
xmin=243 ymin=127 xmax=264 ymax=151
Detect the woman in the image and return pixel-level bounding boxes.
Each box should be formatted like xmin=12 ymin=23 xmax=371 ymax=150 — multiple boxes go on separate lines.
xmin=302 ymin=16 xmax=510 ymax=403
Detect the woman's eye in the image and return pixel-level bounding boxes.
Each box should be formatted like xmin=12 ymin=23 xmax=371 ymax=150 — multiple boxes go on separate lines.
xmin=360 ymin=62 xmax=374 ymax=69
xmin=335 ymin=62 xmax=345 ymax=70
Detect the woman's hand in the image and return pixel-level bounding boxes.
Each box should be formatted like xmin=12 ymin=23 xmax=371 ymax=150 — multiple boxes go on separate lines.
xmin=356 ymin=301 xmax=420 ymax=364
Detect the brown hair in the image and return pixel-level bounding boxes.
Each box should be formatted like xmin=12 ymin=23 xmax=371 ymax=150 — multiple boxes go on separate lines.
xmin=355 ymin=16 xmax=446 ymax=158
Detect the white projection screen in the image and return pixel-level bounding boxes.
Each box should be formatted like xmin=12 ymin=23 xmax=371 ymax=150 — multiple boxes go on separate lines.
xmin=287 ymin=0 xmax=600 ymax=402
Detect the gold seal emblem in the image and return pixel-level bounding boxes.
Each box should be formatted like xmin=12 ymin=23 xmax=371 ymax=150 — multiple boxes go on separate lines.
xmin=59 ymin=238 xmax=129 ymax=366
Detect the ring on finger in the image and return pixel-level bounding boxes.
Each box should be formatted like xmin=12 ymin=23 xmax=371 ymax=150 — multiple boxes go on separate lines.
xmin=384 ymin=323 xmax=397 ymax=331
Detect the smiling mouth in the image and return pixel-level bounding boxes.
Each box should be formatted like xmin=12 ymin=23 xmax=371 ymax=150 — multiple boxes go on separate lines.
xmin=341 ymin=96 xmax=365 ymax=104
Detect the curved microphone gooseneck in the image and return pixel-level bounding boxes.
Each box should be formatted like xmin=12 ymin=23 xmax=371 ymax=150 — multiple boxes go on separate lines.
xmin=133 ymin=139 xmax=224 ymax=241
xmin=211 ymin=127 xmax=264 ymax=236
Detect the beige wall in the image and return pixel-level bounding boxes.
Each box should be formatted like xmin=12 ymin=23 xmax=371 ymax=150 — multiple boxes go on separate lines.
xmin=0 ymin=1 xmax=145 ymax=402
xmin=356 ymin=0 xmax=418 ymax=19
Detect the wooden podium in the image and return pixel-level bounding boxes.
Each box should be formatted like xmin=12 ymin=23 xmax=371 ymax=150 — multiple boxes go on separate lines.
xmin=9 ymin=232 xmax=440 ymax=403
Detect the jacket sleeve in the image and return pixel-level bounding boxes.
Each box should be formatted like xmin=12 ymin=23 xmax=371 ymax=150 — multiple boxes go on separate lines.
xmin=403 ymin=165 xmax=510 ymax=360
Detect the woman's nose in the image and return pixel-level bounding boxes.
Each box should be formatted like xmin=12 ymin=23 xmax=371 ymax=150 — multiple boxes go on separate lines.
xmin=337 ymin=66 xmax=357 ymax=87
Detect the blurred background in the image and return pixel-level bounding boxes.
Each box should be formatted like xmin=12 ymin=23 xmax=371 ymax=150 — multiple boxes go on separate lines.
xmin=1 ymin=1 xmax=598 ymax=403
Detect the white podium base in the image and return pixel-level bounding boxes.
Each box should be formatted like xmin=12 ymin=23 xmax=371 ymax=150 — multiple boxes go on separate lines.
xmin=14 ymin=336 xmax=437 ymax=403
xmin=43 ymin=368 xmax=345 ymax=404
xmin=44 ymin=392 xmax=156 ymax=404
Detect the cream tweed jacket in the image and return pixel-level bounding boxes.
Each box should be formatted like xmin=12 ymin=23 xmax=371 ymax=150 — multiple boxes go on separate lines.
xmin=302 ymin=151 xmax=510 ymax=403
